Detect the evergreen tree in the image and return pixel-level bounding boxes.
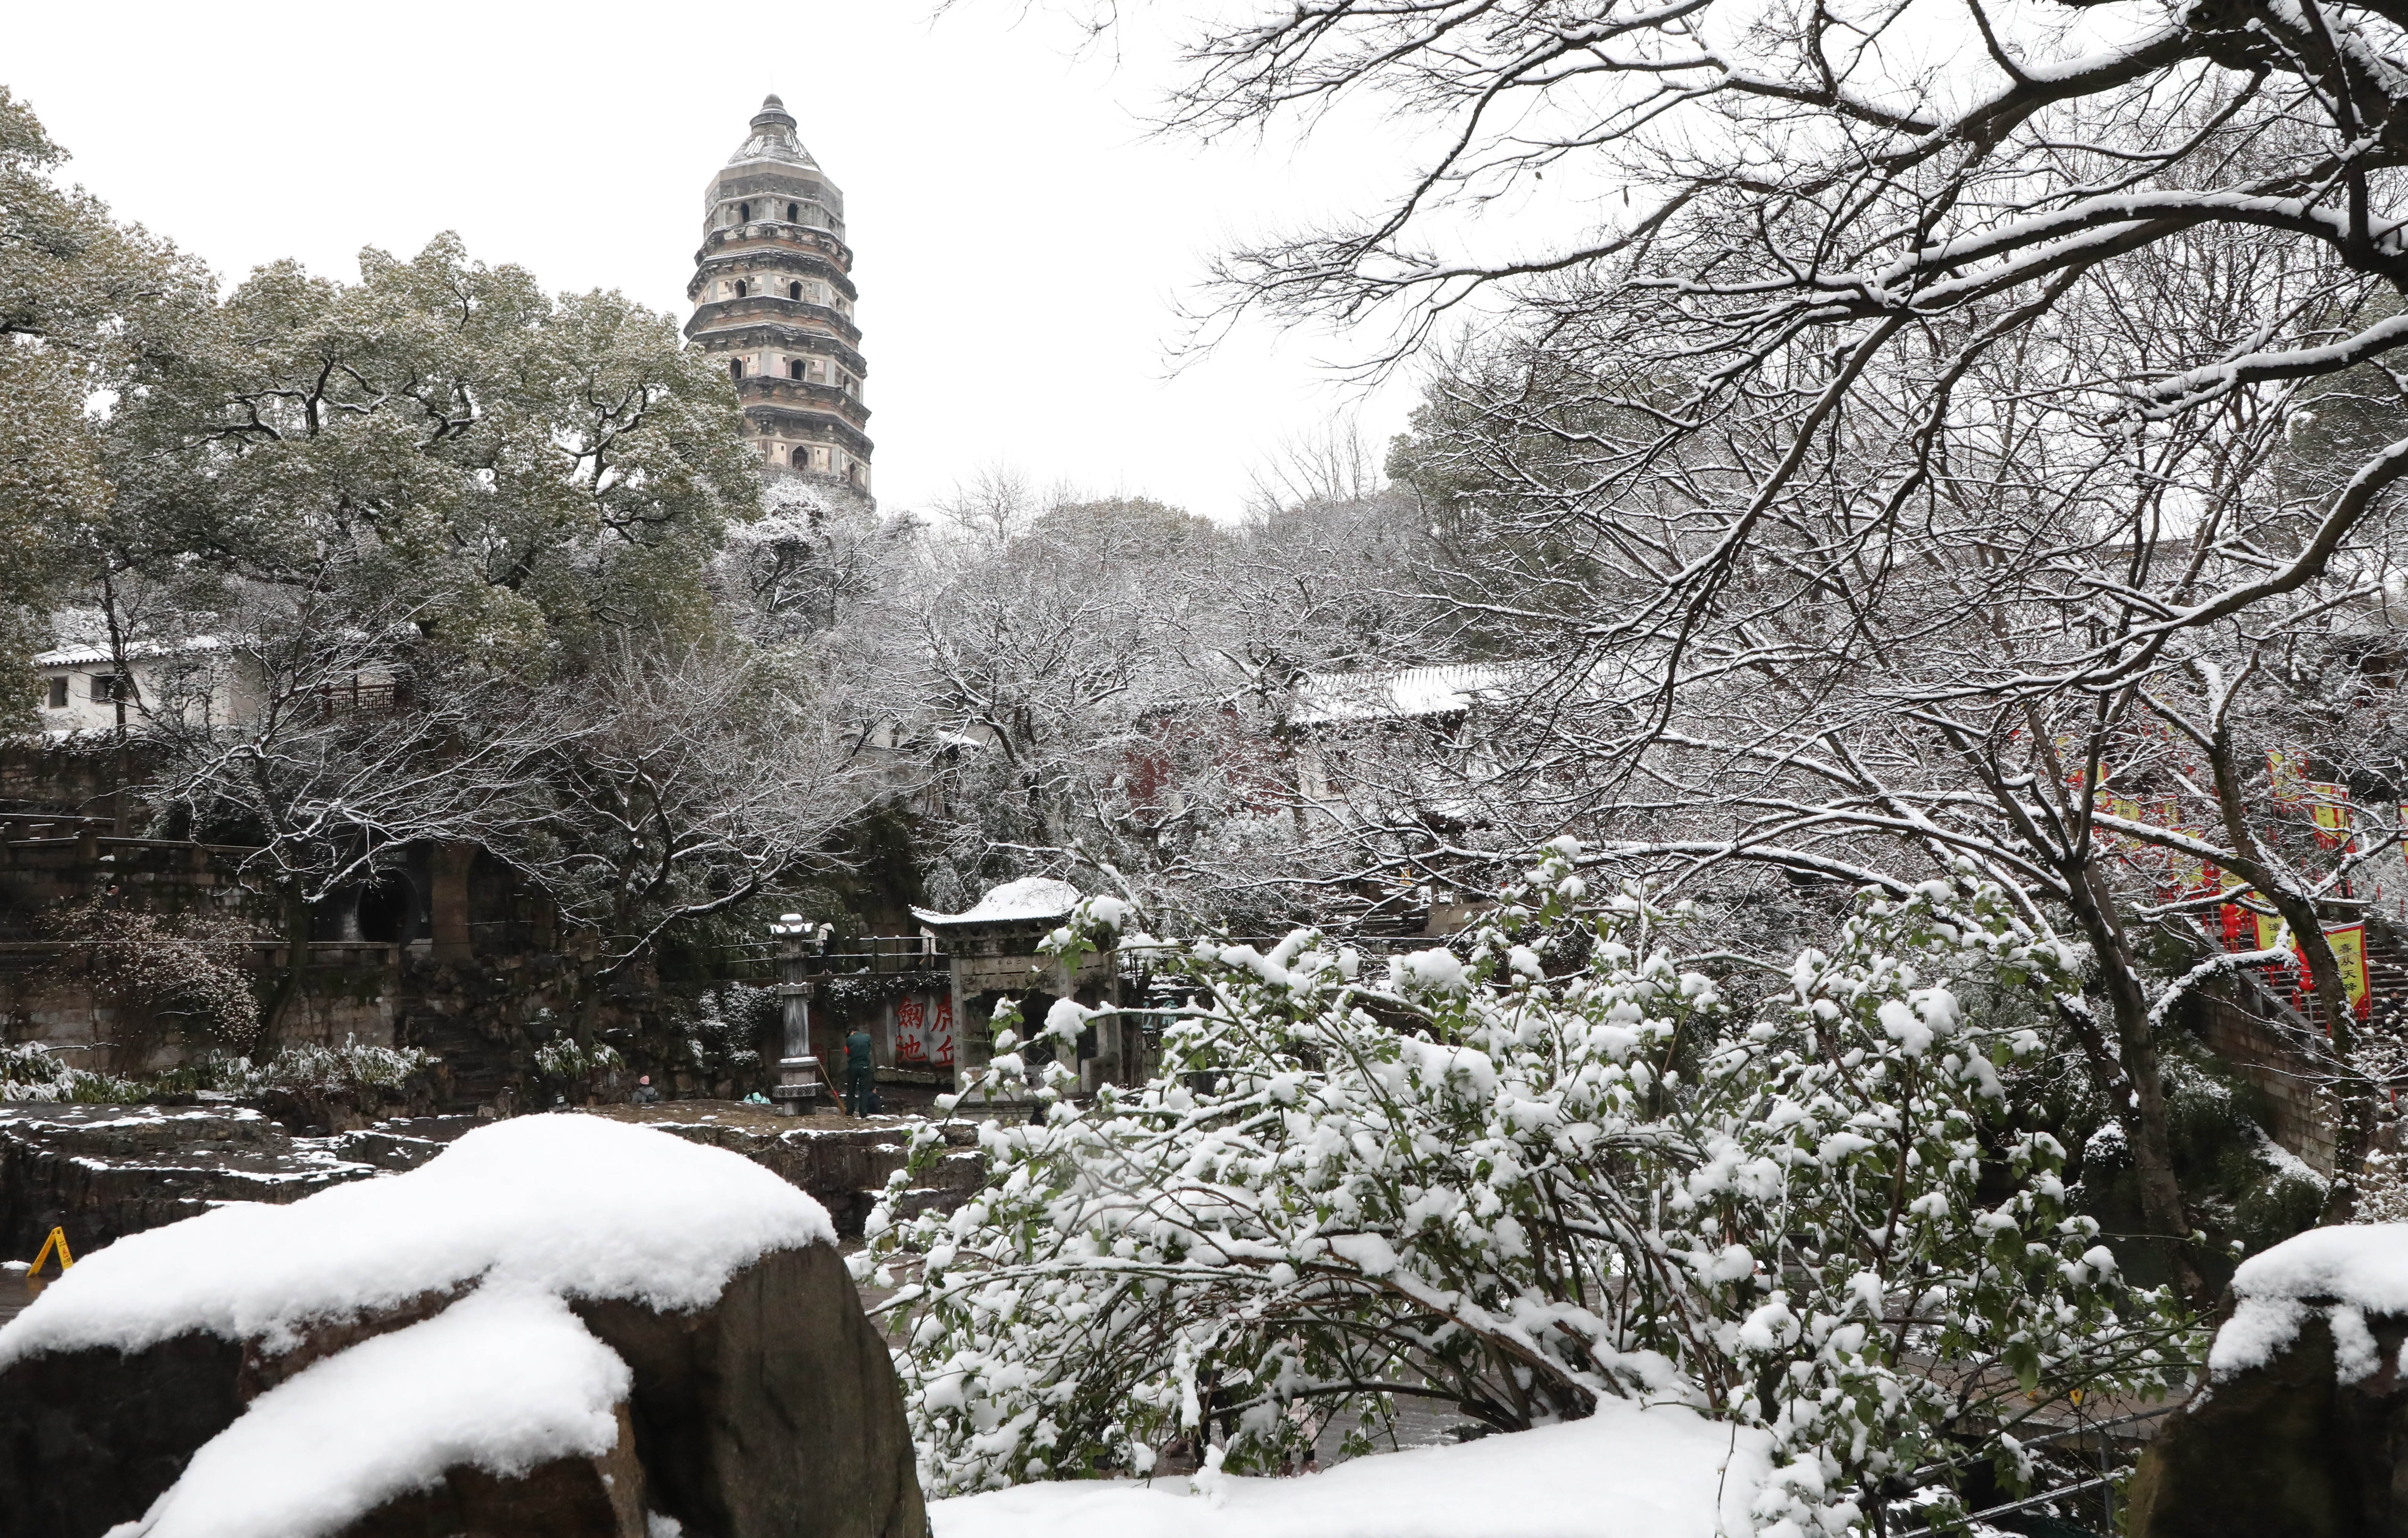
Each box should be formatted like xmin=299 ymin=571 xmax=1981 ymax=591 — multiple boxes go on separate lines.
xmin=0 ymin=87 xmax=208 ymax=727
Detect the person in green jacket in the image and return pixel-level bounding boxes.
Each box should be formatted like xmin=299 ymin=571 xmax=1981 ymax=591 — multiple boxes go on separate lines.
xmin=844 ymin=1025 xmax=876 ymax=1117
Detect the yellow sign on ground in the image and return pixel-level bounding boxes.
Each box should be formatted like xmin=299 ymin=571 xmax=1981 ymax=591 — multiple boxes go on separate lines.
xmin=26 ymin=1225 xmax=73 ymax=1283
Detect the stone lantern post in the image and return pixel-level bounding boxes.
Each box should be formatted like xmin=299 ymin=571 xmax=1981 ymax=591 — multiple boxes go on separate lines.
xmin=768 ymin=913 xmax=828 ymax=1115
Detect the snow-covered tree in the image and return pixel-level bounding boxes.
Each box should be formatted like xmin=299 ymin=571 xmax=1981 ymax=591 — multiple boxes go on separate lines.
xmin=103 ymin=232 xmax=758 ymax=674
xmin=1119 ymin=3 xmax=2408 ymax=1289
xmin=0 ymin=87 xmax=208 ymax=729
xmin=511 ymin=636 xmax=887 ymax=974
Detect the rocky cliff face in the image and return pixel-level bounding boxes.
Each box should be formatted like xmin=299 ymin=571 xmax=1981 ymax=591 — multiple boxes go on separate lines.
xmin=580 ymin=1103 xmax=983 ymax=1236
xmin=0 ymin=1104 xmax=470 ymax=1258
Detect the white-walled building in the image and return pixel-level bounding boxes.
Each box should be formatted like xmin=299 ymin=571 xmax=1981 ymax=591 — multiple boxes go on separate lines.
xmin=29 ymin=638 xmax=254 ymax=737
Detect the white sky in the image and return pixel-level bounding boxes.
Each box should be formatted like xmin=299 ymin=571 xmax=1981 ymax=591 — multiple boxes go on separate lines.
xmin=6 ymin=1 xmax=1426 ymax=521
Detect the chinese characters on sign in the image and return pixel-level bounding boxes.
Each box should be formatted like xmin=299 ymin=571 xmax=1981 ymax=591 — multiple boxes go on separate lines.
xmin=890 ymin=992 xmax=956 ymax=1067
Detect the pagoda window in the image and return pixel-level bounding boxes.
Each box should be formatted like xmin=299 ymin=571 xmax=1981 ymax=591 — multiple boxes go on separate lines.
xmin=737 ymin=202 xmax=751 ymax=222
xmin=789 ymin=281 xmax=803 ymax=301
xmin=789 ymin=358 xmax=806 ymax=381
xmin=786 ymin=202 xmax=799 ymax=221
xmin=734 ymin=279 xmax=748 ymax=298
xmin=730 ymin=359 xmax=744 ymax=381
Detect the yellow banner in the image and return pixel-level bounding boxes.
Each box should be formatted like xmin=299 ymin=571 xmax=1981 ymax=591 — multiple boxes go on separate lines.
xmin=2311 ymin=784 xmax=2355 ymax=849
xmin=2329 ymin=923 xmax=2371 ymax=1013
xmin=2269 ymin=750 xmax=2310 ymax=808
xmin=2255 ymin=910 xmax=2289 ymax=952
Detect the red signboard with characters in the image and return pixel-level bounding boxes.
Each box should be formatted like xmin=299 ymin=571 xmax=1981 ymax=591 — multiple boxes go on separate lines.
xmin=929 ymin=993 xmax=955 ymax=1067
xmin=890 ymin=993 xmax=956 ymax=1068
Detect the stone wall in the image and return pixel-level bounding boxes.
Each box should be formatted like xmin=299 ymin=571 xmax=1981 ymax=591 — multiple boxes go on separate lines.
xmin=2192 ymin=986 xmax=2339 ymax=1174
xmin=3 ymin=942 xmax=401 ymax=1077
xmin=0 ymin=823 xmax=256 ymax=929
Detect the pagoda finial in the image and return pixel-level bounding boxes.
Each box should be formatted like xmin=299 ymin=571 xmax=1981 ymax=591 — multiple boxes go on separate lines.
xmin=753 ymin=94 xmax=797 ymax=131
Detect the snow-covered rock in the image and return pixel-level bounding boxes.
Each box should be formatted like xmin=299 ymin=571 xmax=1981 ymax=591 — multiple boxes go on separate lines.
xmin=2129 ymin=1224 xmax=2408 ymax=1538
xmin=0 ymin=1115 xmax=925 ymax=1538
xmin=115 ymin=1287 xmax=644 ymax=1538
xmin=928 ymin=1397 xmax=1772 ymax=1538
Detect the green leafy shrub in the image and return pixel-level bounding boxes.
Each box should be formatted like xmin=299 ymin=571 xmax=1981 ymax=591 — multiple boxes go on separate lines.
xmin=858 ymin=847 xmax=2198 ymax=1532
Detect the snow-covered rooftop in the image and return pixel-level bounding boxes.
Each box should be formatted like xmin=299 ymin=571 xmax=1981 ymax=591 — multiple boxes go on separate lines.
xmin=33 ymin=635 xmax=226 ymax=670
xmin=0 ymin=1113 xmax=833 ymax=1367
xmin=928 ymin=1394 xmax=1771 ymax=1538
xmin=1289 ymin=663 xmax=1517 ymax=726
xmin=913 ymin=876 xmax=1082 ymax=929
xmin=725 ymin=93 xmax=822 ymax=172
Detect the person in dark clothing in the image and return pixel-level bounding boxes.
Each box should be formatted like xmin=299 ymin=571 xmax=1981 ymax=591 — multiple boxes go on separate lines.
xmin=631 ymin=1075 xmax=660 ymax=1105
xmin=844 ymin=1026 xmax=876 ymax=1117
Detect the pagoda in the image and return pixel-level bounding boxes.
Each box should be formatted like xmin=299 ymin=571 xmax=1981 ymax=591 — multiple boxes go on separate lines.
xmin=686 ymin=96 xmax=874 ymax=505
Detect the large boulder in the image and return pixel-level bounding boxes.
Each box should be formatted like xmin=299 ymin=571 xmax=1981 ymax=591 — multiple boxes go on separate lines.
xmin=0 ymin=1115 xmax=926 ymax=1538
xmin=2129 ymin=1224 xmax=2408 ymax=1538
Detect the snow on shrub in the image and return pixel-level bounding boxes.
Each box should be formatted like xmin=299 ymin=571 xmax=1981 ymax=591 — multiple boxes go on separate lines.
xmin=0 ymin=1041 xmax=139 ymax=1104
xmin=856 ymin=846 xmax=2195 ymax=1532
xmin=203 ymin=1039 xmax=437 ymax=1096
xmin=39 ymin=898 xmax=262 ymax=1048
xmin=533 ymin=1034 xmax=624 ymax=1083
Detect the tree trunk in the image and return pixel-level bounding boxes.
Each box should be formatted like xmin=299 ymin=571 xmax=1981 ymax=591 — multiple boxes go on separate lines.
xmin=2202 ymin=721 xmax=2378 ymax=1224
xmin=2063 ymin=860 xmax=2207 ymax=1305
xmin=2259 ymin=881 xmax=2378 ymax=1225
xmin=429 ymin=840 xmax=477 ymax=962
xmin=254 ymin=892 xmax=314 ymax=1055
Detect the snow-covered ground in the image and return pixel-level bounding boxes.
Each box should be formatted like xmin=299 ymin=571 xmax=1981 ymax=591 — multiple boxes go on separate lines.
xmin=928 ymin=1398 xmax=1773 ymax=1538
